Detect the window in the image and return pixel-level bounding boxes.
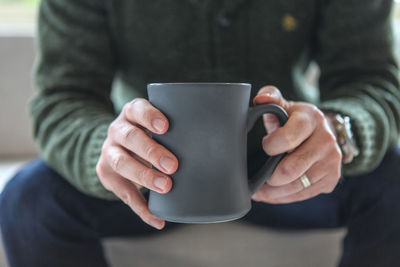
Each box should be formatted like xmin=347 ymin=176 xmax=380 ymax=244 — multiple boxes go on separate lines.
xmin=0 ymin=0 xmax=39 ymax=35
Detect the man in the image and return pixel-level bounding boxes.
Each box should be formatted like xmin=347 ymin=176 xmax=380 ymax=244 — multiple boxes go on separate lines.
xmin=1 ymin=0 xmax=400 ymax=266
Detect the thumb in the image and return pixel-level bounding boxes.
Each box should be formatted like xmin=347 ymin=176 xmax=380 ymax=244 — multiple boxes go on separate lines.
xmin=253 ymin=86 xmax=289 ymax=134
xmin=253 ymin=86 xmax=286 ymax=107
xmin=262 ymin=113 xmax=280 ymax=135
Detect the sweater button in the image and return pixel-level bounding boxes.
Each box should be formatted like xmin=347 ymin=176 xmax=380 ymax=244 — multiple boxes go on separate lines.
xmin=216 ymin=14 xmax=232 ymax=27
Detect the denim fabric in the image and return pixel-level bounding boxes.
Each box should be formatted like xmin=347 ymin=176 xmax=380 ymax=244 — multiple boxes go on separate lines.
xmin=1 ymin=146 xmax=400 ymax=267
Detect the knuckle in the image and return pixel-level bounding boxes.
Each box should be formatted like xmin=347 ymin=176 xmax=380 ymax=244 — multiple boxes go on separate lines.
xmin=135 ymin=202 xmax=148 ymax=217
xmin=96 ymin=161 xmax=105 ymax=177
xmin=136 ymin=168 xmax=153 ymax=186
xmin=101 ymin=144 xmax=108 ymax=157
xmin=145 ymin=144 xmax=160 ymax=161
xmin=128 ymin=98 xmax=146 ymax=110
xmin=327 ymin=143 xmax=342 ymax=163
xmin=122 ymin=102 xmax=133 ymax=118
xmin=279 ymin=154 xmax=308 ymax=180
xmin=294 ymin=153 xmax=309 ymax=169
xmin=296 ymin=111 xmax=309 ymax=123
xmin=108 ymin=122 xmax=118 ymax=137
xmin=312 ymin=106 xmax=325 ymax=122
xmin=120 ymin=191 xmax=132 ymax=206
xmin=290 ymin=113 xmax=305 ymax=130
xmin=111 ymin=153 xmax=126 ymax=172
xmin=324 ymin=131 xmax=337 ymax=144
xmin=122 ymin=125 xmax=141 ymax=143
xmin=124 ymin=98 xmax=147 ymax=119
xmin=279 ymin=162 xmax=300 ymax=179
xmin=333 ymin=150 xmax=342 ymax=163
xmin=334 ymin=146 xmax=342 ymax=160
xmin=96 ymin=171 xmax=113 ymax=192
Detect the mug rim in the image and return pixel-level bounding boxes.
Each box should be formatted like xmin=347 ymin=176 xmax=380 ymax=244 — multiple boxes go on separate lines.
xmin=148 ymin=82 xmax=251 ymax=87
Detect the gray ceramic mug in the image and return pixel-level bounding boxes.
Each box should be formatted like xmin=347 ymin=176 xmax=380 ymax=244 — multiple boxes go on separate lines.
xmin=147 ymin=83 xmax=288 ymax=223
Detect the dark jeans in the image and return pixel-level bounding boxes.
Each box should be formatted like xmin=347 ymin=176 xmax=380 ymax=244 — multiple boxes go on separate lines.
xmin=1 ymin=147 xmax=400 ymax=267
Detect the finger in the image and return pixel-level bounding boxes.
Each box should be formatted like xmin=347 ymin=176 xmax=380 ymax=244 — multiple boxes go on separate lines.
xmin=262 ymin=104 xmax=324 ymax=155
xmin=265 ymin=174 xmax=339 ymax=204
xmin=96 ymin=160 xmax=165 ymax=229
xmin=253 ymin=86 xmax=291 ymax=137
xmin=110 ymin=120 xmax=178 ymax=174
xmin=266 ymin=127 xmax=331 ymax=187
xmin=105 ymin=145 xmax=172 ymax=193
xmin=253 ymin=86 xmax=290 ymax=110
xmin=124 ymin=98 xmax=169 ymax=134
xmin=263 ymin=113 xmax=280 ymax=134
xmin=252 ymin=160 xmax=328 ymax=201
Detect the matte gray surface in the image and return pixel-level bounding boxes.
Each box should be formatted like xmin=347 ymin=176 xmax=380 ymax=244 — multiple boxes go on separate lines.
xmin=0 ymin=217 xmax=345 ymax=267
xmin=147 ymin=83 xmax=287 ymax=223
xmin=104 ymin=222 xmax=345 ymax=267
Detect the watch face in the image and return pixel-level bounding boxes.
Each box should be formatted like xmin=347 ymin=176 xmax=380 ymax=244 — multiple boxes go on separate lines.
xmin=343 ymin=117 xmax=353 ymax=139
xmin=334 ymin=114 xmax=359 ymax=164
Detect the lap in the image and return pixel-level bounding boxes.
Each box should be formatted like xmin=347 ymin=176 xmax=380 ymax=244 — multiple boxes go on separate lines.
xmin=3 ymin=149 xmax=399 ymax=267
xmin=2 ymin=146 xmax=400 ymax=235
xmin=0 ymin=160 xmax=164 ymax=239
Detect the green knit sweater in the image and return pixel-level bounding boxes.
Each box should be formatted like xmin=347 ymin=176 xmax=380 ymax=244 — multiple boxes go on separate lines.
xmin=31 ymin=0 xmax=400 ymax=199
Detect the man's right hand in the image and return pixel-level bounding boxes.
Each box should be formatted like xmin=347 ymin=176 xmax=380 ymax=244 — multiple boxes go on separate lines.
xmin=96 ymin=98 xmax=178 ymax=229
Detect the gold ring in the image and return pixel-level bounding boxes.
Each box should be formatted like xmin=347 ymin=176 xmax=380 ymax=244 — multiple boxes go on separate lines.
xmin=300 ymin=175 xmax=311 ymax=189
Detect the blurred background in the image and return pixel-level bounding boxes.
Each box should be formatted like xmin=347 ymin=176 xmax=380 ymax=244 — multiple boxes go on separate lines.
xmin=0 ymin=1 xmax=399 ymax=266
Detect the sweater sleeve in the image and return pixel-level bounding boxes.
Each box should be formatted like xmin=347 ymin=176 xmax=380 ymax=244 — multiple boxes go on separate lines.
xmin=30 ymin=0 xmax=117 ymax=199
xmin=315 ymin=0 xmax=400 ymax=176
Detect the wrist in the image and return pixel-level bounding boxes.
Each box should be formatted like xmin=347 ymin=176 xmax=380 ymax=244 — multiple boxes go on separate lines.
xmin=323 ymin=111 xmax=360 ymax=164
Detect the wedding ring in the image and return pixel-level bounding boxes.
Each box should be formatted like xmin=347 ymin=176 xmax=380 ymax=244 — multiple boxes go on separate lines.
xmin=300 ymin=174 xmax=311 ymax=189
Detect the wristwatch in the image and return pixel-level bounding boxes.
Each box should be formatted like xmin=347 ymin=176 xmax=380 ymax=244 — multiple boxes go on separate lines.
xmin=330 ymin=113 xmax=360 ymax=164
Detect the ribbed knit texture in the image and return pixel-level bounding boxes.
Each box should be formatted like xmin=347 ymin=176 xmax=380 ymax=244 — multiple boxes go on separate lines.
xmin=319 ymin=99 xmax=380 ymax=176
xmin=31 ymin=0 xmax=400 ymax=199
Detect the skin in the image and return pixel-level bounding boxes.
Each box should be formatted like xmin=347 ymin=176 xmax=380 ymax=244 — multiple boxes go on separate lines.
xmin=96 ymin=86 xmax=342 ymax=230
xmin=251 ymin=86 xmax=342 ymax=204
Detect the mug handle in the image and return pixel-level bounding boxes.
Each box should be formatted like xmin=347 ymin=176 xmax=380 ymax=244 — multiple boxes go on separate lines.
xmin=247 ymin=104 xmax=289 ymax=195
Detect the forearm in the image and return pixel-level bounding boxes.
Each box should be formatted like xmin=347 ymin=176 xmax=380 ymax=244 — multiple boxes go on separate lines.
xmin=32 ymin=0 xmax=118 ymax=198
xmin=315 ymin=0 xmax=400 ymax=176
xmin=30 ymin=91 xmax=117 ymax=199
xmin=319 ymin=84 xmax=399 ymax=176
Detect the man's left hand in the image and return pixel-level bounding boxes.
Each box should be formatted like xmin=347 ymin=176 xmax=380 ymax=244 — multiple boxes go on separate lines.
xmin=251 ymin=86 xmax=342 ymax=204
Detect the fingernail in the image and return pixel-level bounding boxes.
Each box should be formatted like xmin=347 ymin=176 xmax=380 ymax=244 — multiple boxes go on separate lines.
xmin=154 ymin=177 xmax=167 ymax=191
xmin=160 ymin=156 xmax=175 ymax=172
xmin=150 ymin=218 xmax=164 ymax=230
xmin=152 ymin=118 xmax=166 ymax=132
